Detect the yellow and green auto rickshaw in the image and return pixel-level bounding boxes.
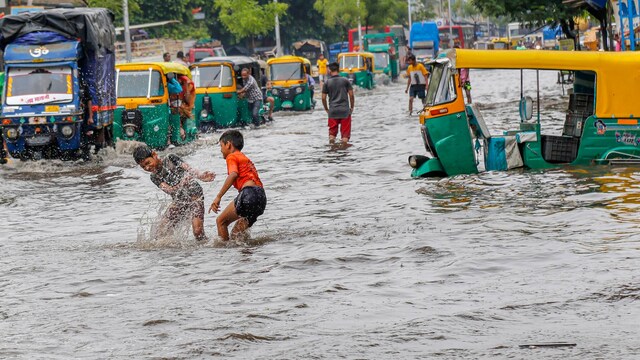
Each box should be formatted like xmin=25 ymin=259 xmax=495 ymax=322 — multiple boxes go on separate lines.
xmin=114 ymin=62 xmax=197 ymax=148
xmin=267 ymin=55 xmax=313 ymax=111
xmin=191 ymin=56 xmax=262 ymax=131
xmin=338 ymin=52 xmax=375 ymax=90
xmin=409 ymin=49 xmax=640 ymax=178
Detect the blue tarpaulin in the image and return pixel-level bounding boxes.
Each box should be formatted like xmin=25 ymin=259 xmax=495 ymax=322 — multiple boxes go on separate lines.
xmin=543 ymin=26 xmax=563 ymax=40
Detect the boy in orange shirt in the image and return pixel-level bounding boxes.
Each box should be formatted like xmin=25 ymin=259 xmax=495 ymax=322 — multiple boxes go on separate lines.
xmin=209 ymin=130 xmax=266 ymax=241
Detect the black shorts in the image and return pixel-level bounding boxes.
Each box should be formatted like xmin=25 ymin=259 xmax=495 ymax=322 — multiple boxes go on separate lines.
xmin=234 ymin=186 xmax=267 ymax=226
xmin=410 ymin=84 xmax=426 ymax=99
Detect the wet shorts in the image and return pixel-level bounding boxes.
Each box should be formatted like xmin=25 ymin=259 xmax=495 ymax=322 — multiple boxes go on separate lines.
xmin=328 ymin=115 xmax=352 ymax=140
xmin=410 ymin=84 xmax=426 ymax=99
xmin=234 ymin=186 xmax=267 ymax=226
xmin=166 ymin=197 xmax=205 ymax=227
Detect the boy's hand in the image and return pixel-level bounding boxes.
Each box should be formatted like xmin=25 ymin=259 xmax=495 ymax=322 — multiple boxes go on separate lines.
xmin=209 ymin=196 xmax=221 ymax=214
xmin=201 ymin=171 xmax=216 ymax=182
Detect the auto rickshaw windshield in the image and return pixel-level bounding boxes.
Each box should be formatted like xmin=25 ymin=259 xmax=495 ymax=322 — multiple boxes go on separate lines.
xmin=373 ymin=52 xmax=389 ymax=68
xmin=270 ymin=63 xmax=303 ymax=80
xmin=192 ymin=65 xmax=233 ymax=88
xmin=117 ymin=70 xmax=164 ymax=98
xmin=425 ymin=62 xmax=456 ymax=106
xmin=341 ymin=55 xmax=364 ymax=69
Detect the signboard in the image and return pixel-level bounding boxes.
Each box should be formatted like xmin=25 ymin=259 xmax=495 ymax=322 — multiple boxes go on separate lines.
xmin=559 ymin=39 xmax=575 ymax=51
xmin=11 ymin=6 xmax=44 ymax=15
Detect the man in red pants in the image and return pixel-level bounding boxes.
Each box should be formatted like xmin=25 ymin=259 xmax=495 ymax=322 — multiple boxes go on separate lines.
xmin=321 ymin=62 xmax=355 ymax=144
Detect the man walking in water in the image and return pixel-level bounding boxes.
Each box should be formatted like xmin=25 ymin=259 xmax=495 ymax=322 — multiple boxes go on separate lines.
xmin=322 ymin=62 xmax=354 ymax=144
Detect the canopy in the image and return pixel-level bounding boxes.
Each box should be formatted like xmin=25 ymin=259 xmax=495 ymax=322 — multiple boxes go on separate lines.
xmin=292 ymin=39 xmax=324 ymax=50
xmin=444 ymin=49 xmax=640 ymax=119
xmin=117 ymin=62 xmax=192 ymax=78
xmin=267 ymin=55 xmax=308 ymax=65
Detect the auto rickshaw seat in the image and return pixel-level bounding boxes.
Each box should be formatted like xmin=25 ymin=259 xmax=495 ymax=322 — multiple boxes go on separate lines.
xmin=466 ymin=103 xmax=491 ymax=139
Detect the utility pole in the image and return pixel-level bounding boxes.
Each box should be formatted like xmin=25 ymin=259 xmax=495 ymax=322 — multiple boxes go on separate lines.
xmin=408 ymin=0 xmax=412 ymax=34
xmin=123 ymin=0 xmax=132 ymax=62
xmin=274 ymin=0 xmax=282 ymax=56
xmin=357 ymin=0 xmax=363 ymax=52
xmin=447 ymin=0 xmax=453 ymax=47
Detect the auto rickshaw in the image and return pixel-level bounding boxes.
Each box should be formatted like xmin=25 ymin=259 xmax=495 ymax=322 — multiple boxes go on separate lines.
xmin=363 ymin=32 xmax=400 ymax=81
xmin=114 ymin=62 xmax=198 ymax=148
xmin=409 ymin=49 xmax=640 ymax=178
xmin=338 ymin=52 xmax=375 ymax=90
xmin=491 ymin=38 xmax=510 ymax=50
xmin=267 ymin=55 xmax=313 ymax=111
xmin=191 ymin=56 xmax=262 ymax=131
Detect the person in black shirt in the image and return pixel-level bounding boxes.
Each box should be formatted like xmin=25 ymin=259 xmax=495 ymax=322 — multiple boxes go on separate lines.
xmin=133 ymin=145 xmax=215 ymax=241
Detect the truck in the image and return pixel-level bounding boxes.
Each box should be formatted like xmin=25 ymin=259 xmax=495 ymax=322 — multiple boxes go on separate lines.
xmin=0 ymin=8 xmax=116 ymax=161
xmin=410 ymin=21 xmax=440 ymax=63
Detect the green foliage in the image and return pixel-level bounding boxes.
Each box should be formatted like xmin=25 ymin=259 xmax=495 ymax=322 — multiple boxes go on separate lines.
xmin=471 ymin=0 xmax=580 ymax=26
xmin=313 ymin=0 xmax=366 ymax=31
xmin=214 ymin=0 xmax=289 ymax=41
xmin=364 ymin=0 xmax=407 ymax=28
xmin=87 ymin=0 xmax=141 ymax=24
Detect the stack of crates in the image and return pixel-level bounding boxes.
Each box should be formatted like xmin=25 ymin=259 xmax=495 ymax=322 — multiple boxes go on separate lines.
xmin=542 ymin=135 xmax=580 ymax=163
xmin=563 ymin=93 xmax=594 ymax=137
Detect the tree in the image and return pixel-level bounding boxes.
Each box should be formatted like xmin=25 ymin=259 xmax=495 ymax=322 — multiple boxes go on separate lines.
xmin=313 ymin=0 xmax=366 ymax=35
xmin=88 ymin=0 xmax=141 ymax=25
xmin=213 ymin=0 xmax=288 ymax=42
xmin=471 ymin=0 xmax=585 ymax=48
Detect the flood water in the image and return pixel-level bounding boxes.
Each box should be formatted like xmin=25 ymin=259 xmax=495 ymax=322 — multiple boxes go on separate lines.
xmin=1 ymin=70 xmax=639 ymax=359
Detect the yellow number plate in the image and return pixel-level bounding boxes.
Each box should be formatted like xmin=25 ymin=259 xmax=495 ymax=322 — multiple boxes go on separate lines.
xmin=45 ymin=105 xmax=60 ymax=113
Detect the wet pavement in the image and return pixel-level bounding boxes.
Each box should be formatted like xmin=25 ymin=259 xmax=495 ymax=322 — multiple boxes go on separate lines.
xmin=0 ymin=70 xmax=639 ymax=359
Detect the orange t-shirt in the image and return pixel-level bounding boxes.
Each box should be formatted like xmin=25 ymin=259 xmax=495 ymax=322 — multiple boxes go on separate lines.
xmin=226 ymin=151 xmax=263 ymax=190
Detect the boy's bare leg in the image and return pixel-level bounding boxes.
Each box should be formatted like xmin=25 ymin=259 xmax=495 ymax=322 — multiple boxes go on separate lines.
xmin=409 ymin=96 xmax=414 ymax=113
xmin=192 ymin=217 xmax=206 ymax=242
xmin=216 ymin=201 xmax=241 ymax=241
xmin=329 ymin=135 xmax=336 ymax=144
xmin=231 ymin=218 xmax=250 ymax=240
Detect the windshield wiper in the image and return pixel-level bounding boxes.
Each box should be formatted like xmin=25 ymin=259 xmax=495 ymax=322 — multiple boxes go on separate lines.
xmin=33 ymin=99 xmax=70 ymax=106
xmin=205 ymin=70 xmax=222 ymax=88
xmin=286 ymin=68 xmax=300 ymax=81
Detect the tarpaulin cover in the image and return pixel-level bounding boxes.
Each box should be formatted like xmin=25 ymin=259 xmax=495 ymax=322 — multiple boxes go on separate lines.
xmin=0 ymin=8 xmax=115 ymax=53
xmin=0 ymin=9 xmax=117 ymax=116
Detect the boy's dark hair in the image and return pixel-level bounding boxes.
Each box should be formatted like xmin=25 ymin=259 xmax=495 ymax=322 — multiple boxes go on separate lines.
xmin=407 ymin=54 xmax=416 ymax=62
xmin=219 ymin=130 xmax=244 ymax=151
xmin=328 ymin=62 xmax=339 ymax=73
xmin=177 ymin=50 xmax=184 ymax=58
xmin=133 ymin=144 xmax=153 ymax=164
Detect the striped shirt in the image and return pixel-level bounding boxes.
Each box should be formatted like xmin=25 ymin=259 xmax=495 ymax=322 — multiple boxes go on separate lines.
xmin=241 ymin=75 xmax=263 ymax=103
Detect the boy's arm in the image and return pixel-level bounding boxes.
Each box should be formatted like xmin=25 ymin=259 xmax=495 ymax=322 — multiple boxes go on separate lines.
xmin=322 ymin=92 xmax=329 ymax=113
xmin=209 ymin=172 xmax=239 ymax=214
xmin=179 ymin=162 xmax=215 ymax=182
xmin=348 ymin=89 xmax=355 ymax=114
xmin=405 ymin=76 xmax=411 ymax=93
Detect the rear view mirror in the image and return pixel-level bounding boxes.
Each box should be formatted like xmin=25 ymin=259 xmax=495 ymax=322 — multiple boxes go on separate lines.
xmin=519 ymin=96 xmax=533 ymax=121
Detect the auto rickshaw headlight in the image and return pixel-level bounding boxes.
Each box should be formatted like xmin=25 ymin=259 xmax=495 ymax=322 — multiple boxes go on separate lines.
xmin=271 ymin=89 xmax=279 ymax=96
xmin=5 ymin=128 xmax=19 ymax=140
xmin=201 ymin=109 xmax=208 ymax=119
xmin=124 ymin=125 xmax=136 ymax=137
xmin=60 ymin=125 xmax=74 ymax=138
xmin=295 ymin=86 xmax=303 ymax=94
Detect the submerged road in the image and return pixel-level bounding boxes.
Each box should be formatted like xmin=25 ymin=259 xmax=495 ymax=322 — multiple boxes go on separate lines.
xmin=0 ymin=70 xmax=638 ymax=358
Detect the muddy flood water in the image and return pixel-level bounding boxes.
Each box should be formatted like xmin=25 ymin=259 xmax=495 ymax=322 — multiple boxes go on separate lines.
xmin=1 ymin=70 xmax=639 ymax=359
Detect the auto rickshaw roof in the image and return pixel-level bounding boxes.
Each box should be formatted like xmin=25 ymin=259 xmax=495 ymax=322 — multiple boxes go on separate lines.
xmin=198 ymin=56 xmax=258 ymax=67
xmin=267 ymin=55 xmax=310 ymax=65
xmin=338 ymin=52 xmax=375 ymax=59
xmin=116 ymin=62 xmax=192 ymax=78
xmin=444 ymin=49 xmax=640 ymax=119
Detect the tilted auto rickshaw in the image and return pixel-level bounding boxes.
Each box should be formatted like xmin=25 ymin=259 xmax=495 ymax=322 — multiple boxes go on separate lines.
xmin=267 ymin=55 xmax=313 ymax=111
xmin=409 ymin=49 xmax=640 ymax=177
xmin=114 ymin=62 xmax=197 ymax=148
xmin=191 ymin=56 xmax=262 ymax=131
xmin=338 ymin=52 xmax=375 ymax=90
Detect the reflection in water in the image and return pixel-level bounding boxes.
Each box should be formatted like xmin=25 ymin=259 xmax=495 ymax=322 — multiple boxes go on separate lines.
xmin=0 ymin=70 xmax=638 ymax=358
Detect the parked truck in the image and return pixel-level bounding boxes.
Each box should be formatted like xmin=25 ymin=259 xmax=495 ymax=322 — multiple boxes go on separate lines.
xmin=410 ymin=22 xmax=440 ymax=64
xmin=0 ymin=8 xmax=116 ymax=161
